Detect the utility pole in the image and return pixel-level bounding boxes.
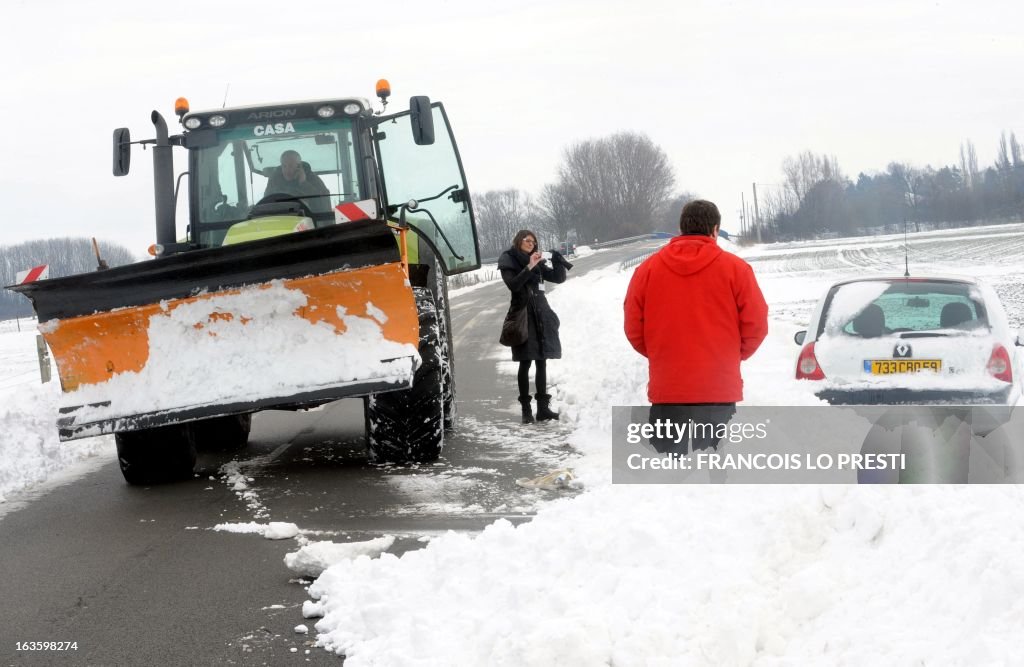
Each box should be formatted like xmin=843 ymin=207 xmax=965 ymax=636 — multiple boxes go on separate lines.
xmin=740 ymin=191 xmax=747 ymax=238
xmin=752 ymin=183 xmax=762 ymax=243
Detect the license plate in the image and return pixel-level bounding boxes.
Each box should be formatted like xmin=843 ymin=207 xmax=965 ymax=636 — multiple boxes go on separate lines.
xmin=865 ymin=359 xmax=942 ymax=374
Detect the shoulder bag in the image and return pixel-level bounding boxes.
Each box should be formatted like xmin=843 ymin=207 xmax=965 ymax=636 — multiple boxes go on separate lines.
xmin=499 ymin=303 xmax=528 ymax=347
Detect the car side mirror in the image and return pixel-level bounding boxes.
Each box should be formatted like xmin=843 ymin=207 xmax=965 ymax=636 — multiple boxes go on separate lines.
xmin=794 ymin=330 xmax=807 ymax=345
xmin=113 ymin=127 xmax=131 ymax=176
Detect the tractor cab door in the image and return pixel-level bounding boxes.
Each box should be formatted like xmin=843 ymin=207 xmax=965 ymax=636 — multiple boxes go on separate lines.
xmin=372 ymin=103 xmax=481 ymax=275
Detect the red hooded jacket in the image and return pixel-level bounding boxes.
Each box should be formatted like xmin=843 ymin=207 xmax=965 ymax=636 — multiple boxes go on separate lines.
xmin=624 ymin=235 xmax=768 ymax=403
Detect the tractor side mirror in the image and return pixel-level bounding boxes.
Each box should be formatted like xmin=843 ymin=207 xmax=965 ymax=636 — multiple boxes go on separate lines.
xmin=409 ymin=96 xmax=435 ymax=146
xmin=794 ymin=330 xmax=807 ymax=345
xmin=113 ymin=128 xmax=131 ymax=176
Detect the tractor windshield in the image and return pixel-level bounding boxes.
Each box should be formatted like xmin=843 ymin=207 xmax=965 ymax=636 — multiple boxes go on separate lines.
xmin=191 ymin=117 xmax=363 ymax=246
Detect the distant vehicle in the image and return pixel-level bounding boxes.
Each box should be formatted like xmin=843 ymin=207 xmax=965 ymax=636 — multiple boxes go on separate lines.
xmin=794 ymin=276 xmax=1023 ymax=409
xmin=558 ymin=230 xmax=578 ymax=257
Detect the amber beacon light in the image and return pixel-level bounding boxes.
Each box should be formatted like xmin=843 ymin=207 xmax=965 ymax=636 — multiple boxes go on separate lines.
xmin=174 ymin=97 xmax=190 ymax=118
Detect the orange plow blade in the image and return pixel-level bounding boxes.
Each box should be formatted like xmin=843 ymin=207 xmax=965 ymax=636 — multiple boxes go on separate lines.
xmin=7 ymin=222 xmax=423 ymax=440
xmin=43 ymin=263 xmax=418 ymax=439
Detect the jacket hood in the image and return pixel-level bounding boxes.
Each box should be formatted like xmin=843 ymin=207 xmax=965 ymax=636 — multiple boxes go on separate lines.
xmin=655 ymin=235 xmax=722 ymax=276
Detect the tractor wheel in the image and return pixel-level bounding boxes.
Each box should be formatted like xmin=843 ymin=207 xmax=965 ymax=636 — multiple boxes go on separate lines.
xmin=365 ymin=287 xmax=444 ymax=464
xmin=191 ymin=414 xmax=252 ymax=452
xmin=115 ymin=423 xmax=197 ymax=485
xmin=433 ymin=266 xmax=457 ymax=431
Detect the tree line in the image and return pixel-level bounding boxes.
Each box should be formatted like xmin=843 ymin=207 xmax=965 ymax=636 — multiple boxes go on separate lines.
xmin=473 ymin=132 xmax=695 ymax=258
xmin=759 ymin=132 xmax=1024 ymax=241
xmin=0 ymin=238 xmax=135 ymax=319
xmin=6 ymin=130 xmax=1019 ymax=320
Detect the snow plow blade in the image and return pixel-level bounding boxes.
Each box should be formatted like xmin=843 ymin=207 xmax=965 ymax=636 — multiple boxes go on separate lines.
xmin=7 ymin=222 xmax=420 ymax=441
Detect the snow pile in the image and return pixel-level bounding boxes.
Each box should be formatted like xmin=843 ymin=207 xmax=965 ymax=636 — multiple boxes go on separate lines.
xmin=310 ymin=486 xmax=1024 ymax=664
xmin=285 ymin=536 xmax=396 ymax=577
xmin=0 ymin=320 xmax=111 ymax=504
xmin=212 ymin=521 xmax=300 ymax=540
xmin=0 ymin=379 xmax=112 ymax=504
xmin=305 ymin=238 xmax=1024 ymax=664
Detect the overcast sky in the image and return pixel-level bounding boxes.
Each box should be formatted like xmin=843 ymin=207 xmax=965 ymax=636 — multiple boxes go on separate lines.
xmin=1 ymin=0 xmax=1021 ymax=254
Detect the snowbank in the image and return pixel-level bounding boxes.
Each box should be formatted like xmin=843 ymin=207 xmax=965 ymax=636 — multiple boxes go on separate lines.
xmin=304 ymin=238 xmax=1024 ymax=665
xmin=0 ymin=320 xmax=111 ymax=504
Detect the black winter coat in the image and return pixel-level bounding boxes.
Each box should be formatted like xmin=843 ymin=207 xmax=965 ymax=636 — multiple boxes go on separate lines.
xmin=498 ymin=247 xmax=569 ymax=361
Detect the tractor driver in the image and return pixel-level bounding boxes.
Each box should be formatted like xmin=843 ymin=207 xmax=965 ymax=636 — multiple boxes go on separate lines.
xmin=264 ymin=149 xmax=330 ymax=212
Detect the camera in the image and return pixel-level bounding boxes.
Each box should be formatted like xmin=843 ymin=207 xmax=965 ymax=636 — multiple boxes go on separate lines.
xmin=540 ymin=251 xmax=552 ymax=261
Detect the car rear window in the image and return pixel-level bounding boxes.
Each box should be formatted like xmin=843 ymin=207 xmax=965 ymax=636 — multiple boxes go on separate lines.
xmin=820 ymin=280 xmax=990 ymax=338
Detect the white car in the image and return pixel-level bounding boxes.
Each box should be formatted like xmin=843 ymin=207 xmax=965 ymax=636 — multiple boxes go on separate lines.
xmin=794 ymin=276 xmax=1023 ymax=408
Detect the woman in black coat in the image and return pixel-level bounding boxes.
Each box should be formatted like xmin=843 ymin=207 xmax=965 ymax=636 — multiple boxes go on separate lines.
xmin=498 ymin=229 xmax=572 ymax=423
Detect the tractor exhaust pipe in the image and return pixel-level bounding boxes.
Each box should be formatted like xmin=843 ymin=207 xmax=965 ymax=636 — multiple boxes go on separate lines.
xmin=151 ymin=111 xmax=176 ymax=246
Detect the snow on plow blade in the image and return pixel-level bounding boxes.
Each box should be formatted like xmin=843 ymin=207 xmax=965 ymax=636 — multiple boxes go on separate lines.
xmin=7 ymin=222 xmax=420 ymax=441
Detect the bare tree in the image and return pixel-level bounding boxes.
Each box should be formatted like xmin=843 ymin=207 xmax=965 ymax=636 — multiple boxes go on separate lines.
xmin=996 ymin=132 xmax=1012 ymax=172
xmin=959 ymin=140 xmax=979 ymax=190
xmin=781 ymin=151 xmax=845 ymax=214
xmin=541 ymin=132 xmax=675 ymax=243
xmin=658 ymin=192 xmax=700 ymax=232
xmin=473 ymin=189 xmax=546 ymax=258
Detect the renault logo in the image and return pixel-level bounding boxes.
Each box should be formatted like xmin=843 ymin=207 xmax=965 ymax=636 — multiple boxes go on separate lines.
xmin=893 ymin=343 xmax=912 ymax=358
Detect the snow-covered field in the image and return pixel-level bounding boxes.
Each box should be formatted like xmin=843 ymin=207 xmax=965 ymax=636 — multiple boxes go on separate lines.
xmin=3 ymin=227 xmax=1024 ymax=664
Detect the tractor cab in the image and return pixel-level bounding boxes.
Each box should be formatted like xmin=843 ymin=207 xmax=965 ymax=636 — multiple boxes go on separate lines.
xmin=173 ymin=96 xmax=480 ymax=274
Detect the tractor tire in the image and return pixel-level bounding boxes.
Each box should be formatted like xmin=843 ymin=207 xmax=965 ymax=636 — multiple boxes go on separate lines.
xmin=365 ymin=287 xmax=444 ymax=464
xmin=115 ymin=423 xmax=197 ymax=485
xmin=191 ymin=413 xmax=252 ymax=452
xmin=433 ymin=266 xmax=457 ymax=431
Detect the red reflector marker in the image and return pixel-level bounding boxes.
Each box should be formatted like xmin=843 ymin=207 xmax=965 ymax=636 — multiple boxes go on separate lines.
xmin=16 ymin=264 xmax=49 ymax=284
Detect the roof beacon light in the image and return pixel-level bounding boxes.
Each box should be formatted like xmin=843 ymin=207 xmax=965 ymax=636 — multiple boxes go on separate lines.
xmin=375 ymin=78 xmax=391 ymax=113
xmin=174 ymin=97 xmax=190 ymax=118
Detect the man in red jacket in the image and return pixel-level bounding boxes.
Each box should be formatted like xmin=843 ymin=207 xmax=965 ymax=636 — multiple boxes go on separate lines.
xmin=624 ymin=200 xmax=768 ymax=454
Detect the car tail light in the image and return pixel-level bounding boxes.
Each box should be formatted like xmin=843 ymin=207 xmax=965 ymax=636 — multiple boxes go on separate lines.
xmin=987 ymin=345 xmax=1013 ymax=383
xmin=796 ymin=342 xmax=825 ymax=380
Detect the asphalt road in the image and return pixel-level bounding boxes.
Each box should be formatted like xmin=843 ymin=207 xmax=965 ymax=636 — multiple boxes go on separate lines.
xmin=0 ymin=240 xmax=661 ymax=666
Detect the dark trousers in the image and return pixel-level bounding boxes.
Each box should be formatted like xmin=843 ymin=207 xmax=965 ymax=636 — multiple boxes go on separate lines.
xmin=648 ymin=403 xmax=737 ymax=455
xmin=518 ymin=359 xmax=547 ymax=397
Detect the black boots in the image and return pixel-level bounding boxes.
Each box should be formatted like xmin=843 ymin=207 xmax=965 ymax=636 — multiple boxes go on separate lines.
xmin=518 ymin=395 xmax=535 ymax=424
xmin=535 ymin=394 xmax=559 ymax=421
xmin=518 ymin=394 xmax=558 ymax=423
